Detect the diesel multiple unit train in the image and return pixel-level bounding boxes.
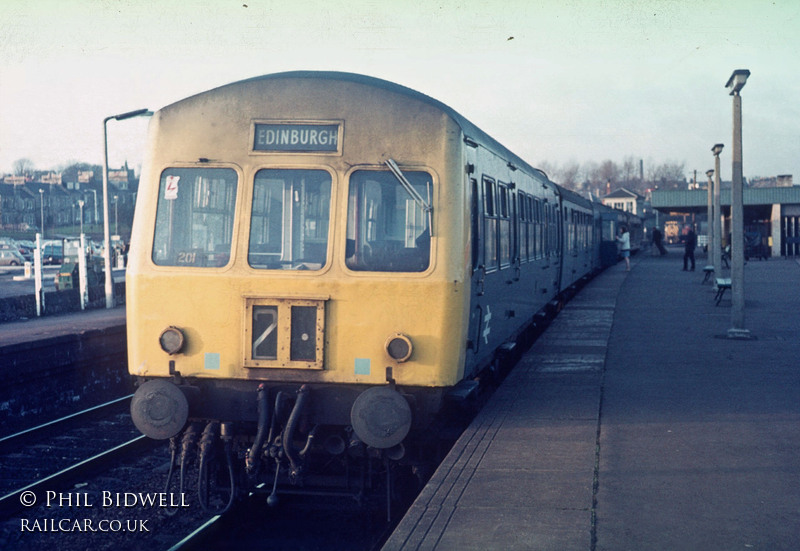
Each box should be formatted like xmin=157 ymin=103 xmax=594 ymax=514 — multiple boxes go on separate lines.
xmin=127 ymin=71 xmax=641 ymax=511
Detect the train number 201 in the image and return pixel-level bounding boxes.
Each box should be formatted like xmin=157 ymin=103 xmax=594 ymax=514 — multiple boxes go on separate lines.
xmin=177 ymin=251 xmax=199 ymax=265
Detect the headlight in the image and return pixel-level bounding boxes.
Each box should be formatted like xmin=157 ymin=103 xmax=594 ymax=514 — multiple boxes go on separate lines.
xmin=159 ymin=326 xmax=185 ymax=355
xmin=385 ymin=333 xmax=413 ymax=363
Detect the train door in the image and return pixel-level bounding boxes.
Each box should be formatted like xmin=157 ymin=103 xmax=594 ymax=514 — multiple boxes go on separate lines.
xmin=466 ymin=150 xmax=485 ymax=371
xmin=553 ymin=195 xmax=564 ymax=295
xmin=510 ymin=182 xmax=520 ymax=283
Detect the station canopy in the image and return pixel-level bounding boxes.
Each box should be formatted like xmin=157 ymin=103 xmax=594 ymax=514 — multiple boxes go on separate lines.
xmin=651 ymin=187 xmax=800 ymax=219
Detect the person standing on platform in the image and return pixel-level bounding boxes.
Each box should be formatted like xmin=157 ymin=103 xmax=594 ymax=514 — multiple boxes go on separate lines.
xmin=616 ymin=225 xmax=631 ymax=271
xmin=682 ymin=225 xmax=697 ymax=271
xmin=652 ymin=227 xmax=667 ymax=255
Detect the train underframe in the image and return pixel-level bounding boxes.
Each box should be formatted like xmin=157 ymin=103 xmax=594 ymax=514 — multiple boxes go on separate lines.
xmin=135 ymin=375 xmax=465 ymax=520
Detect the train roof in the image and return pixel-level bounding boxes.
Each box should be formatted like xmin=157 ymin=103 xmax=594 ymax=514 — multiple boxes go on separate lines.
xmin=172 ymin=70 xmax=552 ymax=185
xmin=555 ymin=183 xmax=594 ymax=209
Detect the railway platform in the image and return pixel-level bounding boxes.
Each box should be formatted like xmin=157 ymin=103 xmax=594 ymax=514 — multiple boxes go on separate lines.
xmin=384 ymin=253 xmax=800 ymax=550
xmin=0 ymin=306 xmax=129 ymax=435
xmin=0 ymin=305 xmax=126 ymax=349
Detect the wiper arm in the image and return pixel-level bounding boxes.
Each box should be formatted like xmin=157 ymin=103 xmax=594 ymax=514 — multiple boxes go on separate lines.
xmin=385 ymin=158 xmax=433 ymax=235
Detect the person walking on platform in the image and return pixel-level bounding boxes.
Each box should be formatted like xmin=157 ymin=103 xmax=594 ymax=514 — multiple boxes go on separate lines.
xmin=616 ymin=225 xmax=631 ymax=271
xmin=652 ymin=227 xmax=667 ymax=255
xmin=682 ymin=225 xmax=697 ymax=271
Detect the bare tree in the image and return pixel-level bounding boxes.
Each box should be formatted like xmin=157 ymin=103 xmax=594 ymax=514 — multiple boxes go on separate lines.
xmin=582 ymin=161 xmax=602 ymax=192
xmin=620 ymin=156 xmax=639 ymax=184
xmin=597 ymin=160 xmax=620 ymax=188
xmin=12 ymin=158 xmax=34 ymax=176
xmin=651 ymin=161 xmax=686 ymax=189
xmin=539 ymin=160 xmax=581 ymax=191
xmin=558 ymin=161 xmax=581 ymax=190
xmin=539 ymin=156 xmax=689 ymax=195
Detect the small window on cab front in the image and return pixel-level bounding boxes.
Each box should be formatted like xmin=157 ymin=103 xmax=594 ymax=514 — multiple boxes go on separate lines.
xmin=248 ymin=169 xmax=332 ymax=271
xmin=244 ymin=297 xmax=326 ymax=369
xmin=345 ymin=169 xmax=432 ymax=272
xmin=152 ymin=168 xmax=238 ymax=267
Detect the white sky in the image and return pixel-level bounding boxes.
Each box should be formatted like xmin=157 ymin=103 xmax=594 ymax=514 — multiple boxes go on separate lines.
xmin=1 ymin=0 xmax=798 ymax=184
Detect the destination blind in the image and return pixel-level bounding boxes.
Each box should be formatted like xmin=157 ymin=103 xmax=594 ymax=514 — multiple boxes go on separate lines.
xmin=253 ymin=123 xmax=340 ymax=152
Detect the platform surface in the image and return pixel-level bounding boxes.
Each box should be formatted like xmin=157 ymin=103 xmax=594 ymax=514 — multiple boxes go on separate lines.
xmin=0 ymin=305 xmax=126 ymax=349
xmin=384 ymin=253 xmax=800 ymax=551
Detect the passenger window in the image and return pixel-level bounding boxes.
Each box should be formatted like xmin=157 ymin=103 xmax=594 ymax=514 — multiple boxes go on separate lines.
xmin=248 ymin=169 xmax=332 ymax=270
xmin=482 ymin=177 xmax=498 ymax=271
xmin=498 ymin=183 xmax=511 ymax=267
xmin=346 ymin=169 xmax=432 ymax=272
xmin=152 ymin=167 xmax=237 ymax=267
xmin=483 ymin=178 xmax=495 ymax=216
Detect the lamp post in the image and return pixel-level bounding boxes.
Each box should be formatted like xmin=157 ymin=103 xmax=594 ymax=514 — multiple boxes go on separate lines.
xmin=712 ymin=144 xmax=724 ymax=276
xmin=113 ymin=195 xmax=118 ymax=236
xmin=706 ymin=169 xmax=714 ymax=268
xmin=103 ymin=108 xmax=151 ymax=308
xmin=39 ymin=189 xmax=44 ymax=239
xmin=91 ymin=189 xmax=98 ymax=231
xmin=78 ymin=199 xmax=85 ymax=235
xmin=725 ymin=69 xmax=750 ymax=338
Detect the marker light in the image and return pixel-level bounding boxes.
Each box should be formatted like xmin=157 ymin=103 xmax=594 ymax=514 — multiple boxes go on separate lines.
xmin=385 ymin=333 xmax=413 ymax=363
xmin=159 ymin=326 xmax=185 ymax=355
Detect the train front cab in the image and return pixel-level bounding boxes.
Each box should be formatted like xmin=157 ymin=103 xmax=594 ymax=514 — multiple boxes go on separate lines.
xmin=126 ymin=74 xmax=484 ymax=465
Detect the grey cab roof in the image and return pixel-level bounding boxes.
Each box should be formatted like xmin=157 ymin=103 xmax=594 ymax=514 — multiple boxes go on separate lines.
xmin=182 ymin=71 xmax=551 ymax=187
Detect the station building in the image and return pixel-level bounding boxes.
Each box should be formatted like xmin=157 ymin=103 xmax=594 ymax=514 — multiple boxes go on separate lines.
xmin=651 ymin=186 xmax=800 ymax=258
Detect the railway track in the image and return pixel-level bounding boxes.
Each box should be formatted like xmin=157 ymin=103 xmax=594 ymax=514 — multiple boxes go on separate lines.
xmin=0 ymin=390 xmax=403 ymax=550
xmin=0 ymin=394 xmax=133 ymax=452
xmin=0 ymin=394 xmax=217 ymax=550
xmin=165 ymin=490 xmax=399 ymax=551
xmin=0 ymin=395 xmax=152 ymax=516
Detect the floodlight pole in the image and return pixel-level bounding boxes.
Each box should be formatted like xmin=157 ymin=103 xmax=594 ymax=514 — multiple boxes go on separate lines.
xmin=78 ymin=199 xmax=84 ymax=235
xmin=39 ymin=189 xmax=45 ymax=238
xmin=712 ymin=144 xmax=724 ymax=278
xmin=706 ymin=169 xmax=714 ymax=268
xmin=725 ymin=70 xmax=751 ymax=339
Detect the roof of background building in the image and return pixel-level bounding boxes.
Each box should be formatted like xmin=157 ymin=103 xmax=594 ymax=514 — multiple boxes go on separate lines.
xmin=603 ymin=188 xmax=642 ymax=199
xmin=652 ymin=186 xmax=800 ymax=210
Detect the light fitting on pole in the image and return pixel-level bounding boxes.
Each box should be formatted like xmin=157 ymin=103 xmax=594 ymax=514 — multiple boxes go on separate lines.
xmin=725 ymin=69 xmax=750 ymax=95
xmin=712 ymin=143 xmax=724 ymax=156
xmin=112 ymin=108 xmax=153 ymax=121
xmin=102 ymin=107 xmax=151 ymax=309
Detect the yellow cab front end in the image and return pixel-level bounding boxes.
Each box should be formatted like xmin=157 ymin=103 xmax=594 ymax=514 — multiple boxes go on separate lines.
xmin=126 ymin=74 xmax=471 ymax=450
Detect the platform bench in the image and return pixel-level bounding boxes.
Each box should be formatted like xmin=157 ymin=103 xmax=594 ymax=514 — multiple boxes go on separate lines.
xmin=714 ymin=278 xmax=731 ymax=306
xmin=702 ymin=265 xmax=715 ymax=284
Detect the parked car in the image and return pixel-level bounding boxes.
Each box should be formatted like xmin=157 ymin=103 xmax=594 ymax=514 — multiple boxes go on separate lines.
xmin=0 ymin=248 xmax=26 ymax=266
xmin=16 ymin=242 xmax=34 ymax=261
xmin=42 ymin=243 xmax=64 ymax=265
xmin=0 ymin=243 xmax=26 ymax=260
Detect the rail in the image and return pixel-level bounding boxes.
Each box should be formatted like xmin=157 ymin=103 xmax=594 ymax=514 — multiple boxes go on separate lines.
xmin=0 ymin=435 xmax=154 ymax=518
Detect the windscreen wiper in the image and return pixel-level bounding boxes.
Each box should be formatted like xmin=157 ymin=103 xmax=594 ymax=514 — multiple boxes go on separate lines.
xmin=385 ymin=158 xmax=433 ymax=235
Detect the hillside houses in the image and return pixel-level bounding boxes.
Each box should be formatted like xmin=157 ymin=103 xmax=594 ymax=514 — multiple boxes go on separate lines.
xmin=0 ymin=165 xmax=137 ymax=235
